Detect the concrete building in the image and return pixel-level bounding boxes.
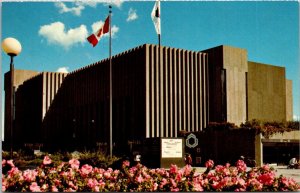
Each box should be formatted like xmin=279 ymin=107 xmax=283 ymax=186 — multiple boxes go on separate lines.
xmin=248 ymin=61 xmax=291 ymax=122
xmin=202 ymin=45 xmax=293 ymax=124
xmin=4 ymin=44 xmax=209 ymax=152
xmin=4 ymin=71 xmax=67 ymax=149
xmin=202 ymin=46 xmax=248 ymax=125
xmin=4 ymin=70 xmax=39 ymax=149
xmin=3 ymin=44 xmax=295 ymax=159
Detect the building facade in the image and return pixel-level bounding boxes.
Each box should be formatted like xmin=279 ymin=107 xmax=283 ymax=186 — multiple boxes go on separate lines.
xmin=202 ymin=45 xmax=293 ymax=125
xmin=4 ymin=44 xmax=293 ymax=155
xmin=4 ymin=71 xmax=67 ymax=149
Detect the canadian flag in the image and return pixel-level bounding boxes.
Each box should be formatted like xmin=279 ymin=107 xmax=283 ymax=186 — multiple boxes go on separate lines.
xmin=87 ymin=16 xmax=110 ymax=47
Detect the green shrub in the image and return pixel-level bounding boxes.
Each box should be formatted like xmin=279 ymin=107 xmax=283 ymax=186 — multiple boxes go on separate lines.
xmin=2 ymin=150 xmax=120 ymax=170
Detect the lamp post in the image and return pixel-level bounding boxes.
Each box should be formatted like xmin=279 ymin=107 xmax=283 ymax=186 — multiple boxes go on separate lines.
xmin=2 ymin=37 xmax=22 ymax=158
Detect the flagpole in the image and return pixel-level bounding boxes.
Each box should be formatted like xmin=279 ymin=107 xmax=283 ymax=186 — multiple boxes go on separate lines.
xmin=109 ymin=5 xmax=113 ymax=158
xmin=158 ymin=34 xmax=161 ymax=47
xmin=158 ymin=0 xmax=161 ymax=48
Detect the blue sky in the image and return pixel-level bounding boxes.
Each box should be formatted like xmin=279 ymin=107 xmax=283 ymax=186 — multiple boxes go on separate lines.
xmin=1 ymin=1 xmax=299 ymax=132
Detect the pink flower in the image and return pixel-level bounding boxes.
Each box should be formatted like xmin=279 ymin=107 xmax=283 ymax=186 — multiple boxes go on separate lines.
xmin=281 ymin=177 xmax=291 ymax=187
xmin=81 ymin=164 xmax=93 ymax=175
xmin=235 ymin=188 xmax=246 ymax=191
xmin=212 ymin=181 xmax=221 ymax=190
xmin=230 ymin=167 xmax=239 ymax=176
xmin=99 ymin=181 xmax=105 ymax=189
xmin=170 ymin=187 xmax=179 ymax=192
xmin=258 ymin=172 xmax=275 ymax=186
xmin=205 ymin=159 xmax=214 ymax=169
xmin=68 ymin=181 xmax=78 ymax=190
xmin=51 ymin=185 xmax=58 ymax=192
xmin=237 ymin=178 xmax=246 ymax=186
xmin=43 ymin=156 xmax=52 ymax=165
xmin=247 ymin=178 xmax=263 ymax=191
xmin=175 ymin=170 xmax=183 ymax=181
xmin=152 ymin=182 xmax=158 ymax=191
xmin=193 ymin=177 xmax=204 ymax=191
xmin=54 ymin=179 xmax=61 ymax=186
xmin=248 ymin=171 xmax=258 ymax=178
xmin=30 ymin=182 xmax=41 ymax=192
xmin=225 ymin=163 xmax=230 ymax=168
xmin=122 ymin=160 xmax=130 ymax=168
xmin=87 ymin=178 xmax=98 ymax=188
xmin=107 ymin=167 xmax=113 ymax=173
xmin=261 ymin=164 xmax=270 ymax=171
xmin=69 ymin=159 xmax=80 ymax=170
xmin=114 ymin=169 xmax=120 ymax=175
xmin=129 ymin=166 xmax=138 ymax=173
xmin=23 ymin=169 xmax=38 ymax=182
xmin=214 ymin=165 xmax=230 ymax=176
xmin=170 ymin=178 xmax=177 ymax=187
xmin=7 ymin=160 xmax=15 ymax=167
xmin=2 ymin=159 xmax=6 ymax=167
xmin=183 ymin=164 xmax=192 ymax=176
xmin=160 ymin=178 xmax=168 ymax=188
xmin=94 ymin=167 xmax=105 ymax=175
xmin=170 ymin=164 xmax=178 ymax=174
xmin=144 ymin=174 xmax=151 ymax=180
xmin=94 ymin=186 xmax=100 ymax=192
xmin=41 ymin=184 xmax=49 ymax=191
xmin=2 ymin=179 xmax=8 ymax=192
xmin=104 ymin=171 xmax=111 ymax=179
xmin=236 ymin=160 xmax=247 ymax=173
xmin=8 ymin=167 xmax=20 ymax=178
xmin=136 ymin=174 xmax=144 ymax=183
xmin=65 ymin=188 xmax=76 ymax=192
xmin=109 ymin=182 xmax=115 ymax=188
xmin=215 ymin=165 xmax=224 ymax=173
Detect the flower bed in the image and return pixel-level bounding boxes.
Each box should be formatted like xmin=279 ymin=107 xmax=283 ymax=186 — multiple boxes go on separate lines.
xmin=2 ymin=157 xmax=299 ymax=192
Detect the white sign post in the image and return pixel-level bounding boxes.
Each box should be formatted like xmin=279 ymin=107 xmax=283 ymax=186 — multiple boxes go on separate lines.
xmin=161 ymin=138 xmax=183 ymax=158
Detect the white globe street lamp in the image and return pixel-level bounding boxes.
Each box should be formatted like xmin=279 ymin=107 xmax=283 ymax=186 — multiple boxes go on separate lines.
xmin=2 ymin=37 xmax=22 ymax=158
xmin=2 ymin=37 xmax=22 ymax=56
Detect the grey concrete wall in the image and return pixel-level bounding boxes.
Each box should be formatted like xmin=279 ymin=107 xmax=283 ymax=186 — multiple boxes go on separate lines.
xmin=223 ymin=46 xmax=248 ymax=125
xmin=248 ymin=61 xmax=286 ymax=122
xmin=285 ymin=79 xmax=293 ymax=121
xmin=202 ymin=45 xmax=248 ymax=125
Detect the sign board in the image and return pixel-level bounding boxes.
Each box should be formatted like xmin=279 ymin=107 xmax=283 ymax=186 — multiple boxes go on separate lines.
xmin=161 ymin=138 xmax=183 ymax=158
xmin=34 ymin=150 xmax=40 ymax=155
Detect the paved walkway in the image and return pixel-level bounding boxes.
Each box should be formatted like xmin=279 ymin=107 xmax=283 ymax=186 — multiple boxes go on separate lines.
xmin=274 ymin=166 xmax=300 ymax=184
xmin=194 ymin=166 xmax=300 ymax=184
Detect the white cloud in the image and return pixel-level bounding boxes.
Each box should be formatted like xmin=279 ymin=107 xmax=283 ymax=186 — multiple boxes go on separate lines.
xmin=55 ymin=2 xmax=85 ymax=16
xmin=127 ymin=8 xmax=138 ymax=22
xmin=55 ymin=1 xmax=123 ymax=16
xmin=91 ymin=21 xmax=105 ymax=33
xmin=111 ymin=25 xmax=119 ymax=37
xmin=39 ymin=22 xmax=88 ymax=49
xmin=91 ymin=21 xmax=119 ymax=38
xmin=102 ymin=0 xmax=123 ymax=8
xmin=75 ymin=1 xmax=98 ymax=8
xmin=57 ymin=67 xmax=69 ymax=73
